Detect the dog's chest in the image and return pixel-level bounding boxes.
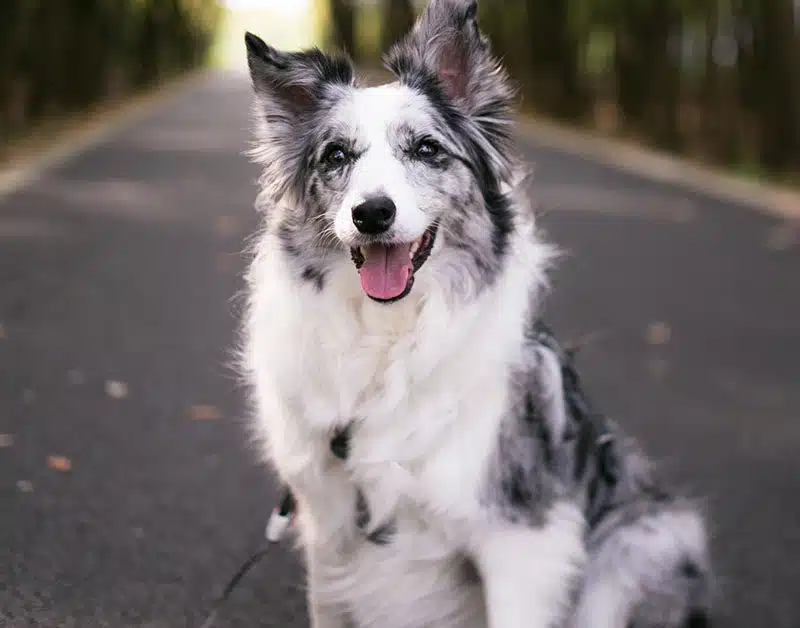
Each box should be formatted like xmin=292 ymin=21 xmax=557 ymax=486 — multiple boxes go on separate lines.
xmin=302 ymin=329 xmax=507 ymax=521
xmin=283 ymin=314 xmax=508 ymax=625
xmin=295 ymin=299 xmax=508 ymax=438
xmin=315 ymin=424 xmax=490 ymax=628
xmin=258 ymin=284 xmax=518 ymax=531
xmin=302 ymin=376 xmax=502 ymax=548
xmin=247 ymin=256 xmax=535 ymax=628
xmin=327 ymin=530 xmax=487 ymax=628
xmin=303 ymin=397 xmax=495 ymax=628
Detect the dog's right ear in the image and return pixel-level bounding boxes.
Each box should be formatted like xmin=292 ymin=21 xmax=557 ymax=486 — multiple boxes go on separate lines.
xmin=244 ymin=33 xmax=355 ymax=205
xmin=245 ymin=32 xmax=354 ymax=115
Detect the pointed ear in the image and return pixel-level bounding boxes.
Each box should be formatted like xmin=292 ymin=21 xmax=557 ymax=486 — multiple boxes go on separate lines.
xmin=385 ymin=1 xmax=516 ymax=182
xmin=245 ymin=32 xmax=354 ymax=114
xmin=385 ymin=0 xmax=512 ymax=110
xmin=244 ymin=33 xmax=355 ymax=205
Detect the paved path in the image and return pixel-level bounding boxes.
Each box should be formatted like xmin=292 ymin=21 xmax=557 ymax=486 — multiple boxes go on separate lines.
xmin=2 ymin=72 xmax=799 ymax=627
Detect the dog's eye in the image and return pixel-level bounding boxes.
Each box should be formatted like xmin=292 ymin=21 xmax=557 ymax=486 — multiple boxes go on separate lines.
xmin=415 ymin=139 xmax=440 ymax=159
xmin=322 ymin=145 xmax=348 ymax=167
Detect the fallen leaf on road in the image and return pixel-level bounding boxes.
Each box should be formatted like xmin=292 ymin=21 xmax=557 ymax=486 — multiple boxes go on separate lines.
xmin=0 ymin=434 xmax=13 ymax=448
xmin=105 ymin=380 xmax=129 ymax=399
xmin=47 ymin=455 xmax=72 ymax=472
xmin=17 ymin=480 xmax=34 ymax=492
xmin=645 ymin=322 xmax=671 ymax=346
xmin=188 ymin=404 xmax=222 ymax=421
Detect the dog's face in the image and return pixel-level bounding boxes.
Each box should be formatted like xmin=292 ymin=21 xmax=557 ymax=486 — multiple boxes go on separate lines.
xmin=246 ymin=0 xmax=517 ymax=303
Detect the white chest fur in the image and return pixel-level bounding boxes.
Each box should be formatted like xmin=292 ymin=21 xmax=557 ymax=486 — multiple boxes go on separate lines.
xmin=242 ymin=229 xmax=547 ymax=628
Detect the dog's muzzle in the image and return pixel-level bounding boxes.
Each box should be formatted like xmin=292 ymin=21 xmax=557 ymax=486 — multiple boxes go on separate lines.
xmin=350 ymin=222 xmax=439 ymax=303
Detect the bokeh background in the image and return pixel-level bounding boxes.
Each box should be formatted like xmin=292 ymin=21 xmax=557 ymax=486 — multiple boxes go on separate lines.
xmin=4 ymin=0 xmax=797 ymax=181
xmin=1 ymin=1 xmax=799 ymax=628
xmin=320 ymin=0 xmax=800 ymax=183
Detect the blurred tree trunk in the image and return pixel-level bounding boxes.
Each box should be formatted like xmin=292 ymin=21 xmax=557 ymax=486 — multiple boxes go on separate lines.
xmin=328 ymin=0 xmax=358 ymax=58
xmin=700 ymin=2 xmax=720 ymax=148
xmin=479 ymin=0 xmax=530 ymax=84
xmin=0 ymin=3 xmax=29 ymax=140
xmin=645 ymin=3 xmax=682 ymax=149
xmin=478 ymin=2 xmax=509 ymax=62
xmin=525 ymin=0 xmax=588 ymax=120
xmin=700 ymin=1 xmax=741 ymax=164
xmin=749 ymin=0 xmax=799 ymax=172
xmin=381 ymin=0 xmax=416 ymax=52
xmin=613 ymin=1 xmax=681 ymax=147
xmin=795 ymin=2 xmax=800 ymax=172
xmin=1 ymin=0 xmax=219 ymax=148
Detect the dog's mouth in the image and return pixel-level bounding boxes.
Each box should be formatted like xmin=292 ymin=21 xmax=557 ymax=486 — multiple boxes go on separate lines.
xmin=350 ymin=223 xmax=439 ymax=303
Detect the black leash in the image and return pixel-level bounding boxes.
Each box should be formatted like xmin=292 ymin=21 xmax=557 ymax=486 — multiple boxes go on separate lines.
xmin=199 ymin=490 xmax=296 ymax=628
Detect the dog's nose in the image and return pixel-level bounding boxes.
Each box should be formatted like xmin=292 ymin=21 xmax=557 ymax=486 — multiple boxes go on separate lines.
xmin=352 ymin=197 xmax=396 ymax=235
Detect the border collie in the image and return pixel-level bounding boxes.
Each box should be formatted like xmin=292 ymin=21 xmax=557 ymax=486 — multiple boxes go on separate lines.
xmin=240 ymin=1 xmax=713 ymax=626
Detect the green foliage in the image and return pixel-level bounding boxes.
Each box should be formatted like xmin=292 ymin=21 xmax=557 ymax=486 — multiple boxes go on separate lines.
xmin=0 ymin=0 xmax=222 ymax=144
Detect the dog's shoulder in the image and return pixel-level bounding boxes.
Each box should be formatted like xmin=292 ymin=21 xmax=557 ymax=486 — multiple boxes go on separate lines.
xmin=479 ymin=319 xmax=678 ymax=533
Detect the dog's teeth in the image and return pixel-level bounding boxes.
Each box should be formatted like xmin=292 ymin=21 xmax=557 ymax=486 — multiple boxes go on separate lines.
xmin=409 ymin=240 xmax=421 ymax=258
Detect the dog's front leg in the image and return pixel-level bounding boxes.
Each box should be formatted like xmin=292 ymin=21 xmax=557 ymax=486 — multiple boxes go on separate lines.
xmin=308 ymin=593 xmax=349 ymax=628
xmin=305 ymin=544 xmax=351 ymax=628
xmin=472 ymin=505 xmax=586 ymax=628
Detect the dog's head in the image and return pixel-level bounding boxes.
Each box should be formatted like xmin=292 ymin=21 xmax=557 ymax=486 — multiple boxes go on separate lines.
xmin=246 ymin=0 xmax=518 ymax=303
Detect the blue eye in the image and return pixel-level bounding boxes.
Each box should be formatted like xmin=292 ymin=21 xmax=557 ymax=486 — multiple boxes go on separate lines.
xmin=323 ymin=144 xmax=348 ymax=167
xmin=415 ymin=139 xmax=440 ymax=159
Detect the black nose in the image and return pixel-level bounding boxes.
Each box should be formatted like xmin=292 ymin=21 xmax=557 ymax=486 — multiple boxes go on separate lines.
xmin=352 ymin=197 xmax=396 ymax=235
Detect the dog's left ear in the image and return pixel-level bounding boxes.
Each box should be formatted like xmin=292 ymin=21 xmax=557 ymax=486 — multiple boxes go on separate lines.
xmin=385 ymin=0 xmax=513 ymax=115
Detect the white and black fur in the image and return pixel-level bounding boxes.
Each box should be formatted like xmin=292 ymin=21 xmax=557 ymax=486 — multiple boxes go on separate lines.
xmin=240 ymin=1 xmax=713 ymax=627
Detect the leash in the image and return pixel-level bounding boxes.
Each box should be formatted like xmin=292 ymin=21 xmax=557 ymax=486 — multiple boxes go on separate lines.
xmin=199 ymin=424 xmax=353 ymax=626
xmin=198 ymin=490 xmax=297 ymax=628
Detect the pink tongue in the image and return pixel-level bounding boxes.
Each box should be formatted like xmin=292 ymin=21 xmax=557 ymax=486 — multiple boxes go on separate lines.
xmin=359 ymin=243 xmax=413 ymax=300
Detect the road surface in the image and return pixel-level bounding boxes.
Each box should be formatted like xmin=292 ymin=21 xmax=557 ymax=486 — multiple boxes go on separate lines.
xmin=2 ymin=71 xmax=799 ymax=627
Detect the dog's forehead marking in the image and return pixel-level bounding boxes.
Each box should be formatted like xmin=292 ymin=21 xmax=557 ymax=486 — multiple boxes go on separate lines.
xmin=332 ymin=83 xmax=433 ymax=145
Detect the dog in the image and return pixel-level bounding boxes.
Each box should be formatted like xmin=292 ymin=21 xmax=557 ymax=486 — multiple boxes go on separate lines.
xmin=240 ymin=1 xmax=713 ymax=626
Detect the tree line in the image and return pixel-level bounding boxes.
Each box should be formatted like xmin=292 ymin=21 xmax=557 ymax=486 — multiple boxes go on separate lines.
xmin=326 ymin=0 xmax=799 ymax=181
xmin=1 ymin=0 xmax=221 ymax=148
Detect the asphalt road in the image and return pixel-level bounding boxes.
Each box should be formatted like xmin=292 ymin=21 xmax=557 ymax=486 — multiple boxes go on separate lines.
xmin=2 ymin=72 xmax=799 ymax=628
